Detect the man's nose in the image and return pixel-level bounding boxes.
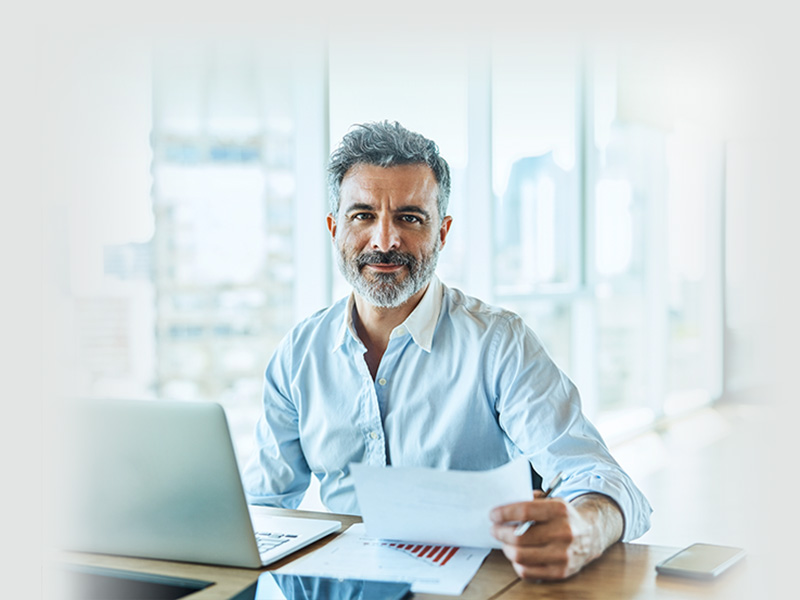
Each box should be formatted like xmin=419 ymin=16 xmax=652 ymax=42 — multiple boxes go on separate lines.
xmin=370 ymin=216 xmax=401 ymax=252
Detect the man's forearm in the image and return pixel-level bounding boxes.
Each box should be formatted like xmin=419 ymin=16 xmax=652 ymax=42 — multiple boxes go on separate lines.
xmin=571 ymin=492 xmax=625 ymax=556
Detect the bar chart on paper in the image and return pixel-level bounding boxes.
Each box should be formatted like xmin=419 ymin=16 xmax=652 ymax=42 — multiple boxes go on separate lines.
xmin=277 ymin=524 xmax=491 ymax=595
xmin=379 ymin=541 xmax=459 ymax=566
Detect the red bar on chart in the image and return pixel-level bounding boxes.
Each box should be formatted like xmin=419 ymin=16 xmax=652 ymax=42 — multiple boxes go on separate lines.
xmin=440 ymin=546 xmax=458 ymax=566
xmin=433 ymin=546 xmax=450 ymax=563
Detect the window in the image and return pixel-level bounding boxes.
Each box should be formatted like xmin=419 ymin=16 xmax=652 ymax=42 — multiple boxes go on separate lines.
xmin=55 ymin=34 xmax=736 ymax=483
xmin=492 ymin=36 xmax=580 ymax=295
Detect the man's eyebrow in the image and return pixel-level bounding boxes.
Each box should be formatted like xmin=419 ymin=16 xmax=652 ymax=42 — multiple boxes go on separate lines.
xmin=343 ymin=202 xmax=375 ymax=213
xmin=394 ymin=205 xmax=431 ymax=219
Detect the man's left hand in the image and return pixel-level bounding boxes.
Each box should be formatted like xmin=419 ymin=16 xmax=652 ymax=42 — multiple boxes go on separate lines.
xmin=489 ymin=492 xmax=624 ymax=581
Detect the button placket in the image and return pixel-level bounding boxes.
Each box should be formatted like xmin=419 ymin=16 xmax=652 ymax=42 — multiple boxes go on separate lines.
xmin=353 ymin=348 xmax=386 ymax=464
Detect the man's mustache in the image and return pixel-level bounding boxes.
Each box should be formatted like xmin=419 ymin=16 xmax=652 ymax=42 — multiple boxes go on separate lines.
xmin=357 ymin=251 xmax=417 ymax=270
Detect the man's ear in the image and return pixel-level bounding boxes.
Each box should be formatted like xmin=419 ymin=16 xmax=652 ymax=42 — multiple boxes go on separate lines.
xmin=439 ymin=215 xmax=453 ymax=249
xmin=326 ymin=213 xmax=337 ymax=240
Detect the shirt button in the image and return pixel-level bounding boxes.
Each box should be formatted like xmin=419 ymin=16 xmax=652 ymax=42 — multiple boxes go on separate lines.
xmin=370 ymin=431 xmax=379 ymax=440
xmin=378 ymin=378 xmax=387 ymax=386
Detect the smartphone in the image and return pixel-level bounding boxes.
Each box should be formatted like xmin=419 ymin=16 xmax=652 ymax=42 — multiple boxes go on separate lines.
xmin=655 ymin=543 xmax=746 ymax=580
xmin=255 ymin=572 xmax=412 ymax=600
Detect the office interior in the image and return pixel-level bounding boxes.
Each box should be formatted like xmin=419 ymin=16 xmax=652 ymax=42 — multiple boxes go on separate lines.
xmin=40 ymin=26 xmax=791 ymax=574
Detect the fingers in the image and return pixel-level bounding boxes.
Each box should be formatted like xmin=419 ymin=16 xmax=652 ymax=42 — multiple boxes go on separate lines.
xmin=501 ymin=542 xmax=576 ymax=581
xmin=490 ymin=496 xmax=604 ymax=581
xmin=511 ymin=560 xmax=577 ymax=581
xmin=490 ymin=497 xmax=569 ymax=525
xmin=492 ymin=517 xmax=574 ymax=547
xmin=489 ymin=498 xmax=581 ymax=581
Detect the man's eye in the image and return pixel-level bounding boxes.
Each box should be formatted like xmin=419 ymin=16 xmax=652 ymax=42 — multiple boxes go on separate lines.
xmin=353 ymin=213 xmax=374 ymax=220
xmin=400 ymin=215 xmax=422 ymax=224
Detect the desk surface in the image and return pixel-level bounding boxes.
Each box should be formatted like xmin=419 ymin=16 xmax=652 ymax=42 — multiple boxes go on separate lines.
xmin=53 ymin=508 xmax=760 ymax=600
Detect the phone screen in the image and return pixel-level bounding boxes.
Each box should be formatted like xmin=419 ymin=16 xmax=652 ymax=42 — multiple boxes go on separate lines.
xmin=656 ymin=543 xmax=745 ymax=579
xmin=255 ymin=572 xmax=412 ymax=600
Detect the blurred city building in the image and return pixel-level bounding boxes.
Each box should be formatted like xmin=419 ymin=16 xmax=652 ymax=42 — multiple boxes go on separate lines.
xmin=55 ymin=35 xmax=762 ymax=480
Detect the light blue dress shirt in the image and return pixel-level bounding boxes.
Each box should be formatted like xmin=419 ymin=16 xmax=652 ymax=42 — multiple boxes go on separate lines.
xmin=243 ymin=276 xmax=652 ymax=541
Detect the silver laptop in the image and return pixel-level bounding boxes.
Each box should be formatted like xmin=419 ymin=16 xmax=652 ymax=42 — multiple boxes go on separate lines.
xmin=56 ymin=398 xmax=340 ymax=568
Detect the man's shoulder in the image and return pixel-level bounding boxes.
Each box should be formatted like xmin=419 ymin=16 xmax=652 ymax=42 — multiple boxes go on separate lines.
xmin=298 ymin=296 xmax=349 ymax=325
xmin=283 ymin=296 xmax=349 ymax=346
xmin=440 ymin=284 xmax=521 ymax=327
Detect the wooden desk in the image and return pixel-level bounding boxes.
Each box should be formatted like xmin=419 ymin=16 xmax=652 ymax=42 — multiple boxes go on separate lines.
xmin=53 ymin=508 xmax=757 ymax=599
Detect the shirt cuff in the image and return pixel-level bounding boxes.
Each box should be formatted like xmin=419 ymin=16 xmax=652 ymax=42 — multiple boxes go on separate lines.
xmin=558 ymin=474 xmax=652 ymax=541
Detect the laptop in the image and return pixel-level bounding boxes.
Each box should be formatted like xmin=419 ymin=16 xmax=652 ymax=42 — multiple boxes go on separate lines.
xmin=56 ymin=398 xmax=341 ymax=568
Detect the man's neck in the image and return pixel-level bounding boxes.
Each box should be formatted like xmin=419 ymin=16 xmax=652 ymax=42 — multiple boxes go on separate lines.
xmin=352 ymin=283 xmax=429 ymax=378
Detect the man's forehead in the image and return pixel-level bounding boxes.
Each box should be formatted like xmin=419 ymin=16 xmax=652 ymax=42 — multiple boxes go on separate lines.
xmin=343 ymin=162 xmax=435 ymax=182
xmin=341 ymin=163 xmax=437 ymax=198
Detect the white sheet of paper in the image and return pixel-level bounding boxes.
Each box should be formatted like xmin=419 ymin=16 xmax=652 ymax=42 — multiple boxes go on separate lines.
xmin=277 ymin=523 xmax=491 ymax=596
xmin=351 ymin=458 xmax=532 ymax=549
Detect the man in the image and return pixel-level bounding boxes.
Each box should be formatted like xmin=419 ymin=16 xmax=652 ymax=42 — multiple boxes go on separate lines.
xmin=244 ymin=121 xmax=652 ymax=580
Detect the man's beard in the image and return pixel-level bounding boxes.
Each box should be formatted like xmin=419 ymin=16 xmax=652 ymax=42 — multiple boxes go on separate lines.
xmin=335 ymin=243 xmax=440 ymax=308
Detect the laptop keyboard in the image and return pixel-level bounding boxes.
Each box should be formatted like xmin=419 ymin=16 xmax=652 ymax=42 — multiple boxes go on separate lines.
xmin=255 ymin=531 xmax=298 ymax=556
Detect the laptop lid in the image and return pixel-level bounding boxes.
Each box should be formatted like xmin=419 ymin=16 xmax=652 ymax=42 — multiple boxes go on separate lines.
xmin=58 ymin=398 xmax=265 ymax=568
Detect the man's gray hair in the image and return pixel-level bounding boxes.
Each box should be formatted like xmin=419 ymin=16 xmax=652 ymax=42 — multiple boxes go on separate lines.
xmin=327 ymin=121 xmax=451 ymax=220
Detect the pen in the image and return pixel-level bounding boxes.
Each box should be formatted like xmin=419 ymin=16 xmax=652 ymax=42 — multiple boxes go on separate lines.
xmin=513 ymin=471 xmax=564 ymax=537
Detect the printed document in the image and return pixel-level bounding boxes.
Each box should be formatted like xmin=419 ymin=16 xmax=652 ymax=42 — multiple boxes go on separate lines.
xmin=277 ymin=523 xmax=491 ymax=596
xmin=351 ymin=458 xmax=532 ymax=549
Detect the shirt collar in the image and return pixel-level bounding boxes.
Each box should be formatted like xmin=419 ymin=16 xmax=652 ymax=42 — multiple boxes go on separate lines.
xmin=331 ymin=275 xmax=444 ymax=354
xmin=332 ymin=295 xmax=357 ymax=352
xmin=391 ymin=275 xmax=442 ymax=352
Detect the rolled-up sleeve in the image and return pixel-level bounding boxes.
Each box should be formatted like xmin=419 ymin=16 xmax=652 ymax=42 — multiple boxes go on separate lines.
xmin=493 ymin=315 xmax=652 ymax=541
